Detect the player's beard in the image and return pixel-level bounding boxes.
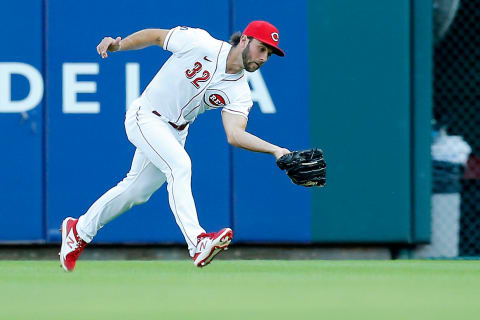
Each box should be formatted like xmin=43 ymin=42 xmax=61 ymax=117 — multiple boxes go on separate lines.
xmin=242 ymin=41 xmax=260 ymax=72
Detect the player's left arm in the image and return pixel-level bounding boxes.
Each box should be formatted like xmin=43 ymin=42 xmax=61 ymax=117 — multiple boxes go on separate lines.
xmin=221 ymin=111 xmax=290 ymax=160
xmin=97 ymin=29 xmax=170 ymax=58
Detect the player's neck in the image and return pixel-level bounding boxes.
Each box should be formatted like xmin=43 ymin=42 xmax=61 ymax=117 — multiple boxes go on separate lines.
xmin=225 ymin=46 xmax=244 ymax=74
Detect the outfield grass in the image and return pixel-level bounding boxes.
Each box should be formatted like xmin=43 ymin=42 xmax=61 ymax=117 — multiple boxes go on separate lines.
xmin=0 ymin=260 xmax=479 ymax=319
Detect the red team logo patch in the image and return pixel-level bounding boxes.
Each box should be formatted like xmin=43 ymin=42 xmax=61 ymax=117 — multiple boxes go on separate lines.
xmin=208 ymin=94 xmax=226 ymax=106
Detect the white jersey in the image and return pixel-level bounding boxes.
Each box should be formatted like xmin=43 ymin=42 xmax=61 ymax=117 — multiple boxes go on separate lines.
xmin=140 ymin=26 xmax=253 ymax=125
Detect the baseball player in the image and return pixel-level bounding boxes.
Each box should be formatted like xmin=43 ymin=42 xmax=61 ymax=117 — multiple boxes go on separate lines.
xmin=60 ymin=21 xmax=290 ymax=271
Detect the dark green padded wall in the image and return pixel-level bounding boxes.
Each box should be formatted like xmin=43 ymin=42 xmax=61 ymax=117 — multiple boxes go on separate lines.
xmin=309 ymin=0 xmax=413 ymax=242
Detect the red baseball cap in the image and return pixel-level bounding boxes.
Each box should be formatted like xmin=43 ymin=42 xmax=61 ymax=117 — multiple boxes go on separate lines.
xmin=243 ymin=20 xmax=285 ymax=57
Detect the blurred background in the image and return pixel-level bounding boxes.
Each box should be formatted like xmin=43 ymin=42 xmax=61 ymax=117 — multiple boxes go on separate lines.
xmin=0 ymin=0 xmax=478 ymax=260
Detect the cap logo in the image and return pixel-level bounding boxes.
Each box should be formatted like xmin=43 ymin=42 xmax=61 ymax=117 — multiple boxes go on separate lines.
xmin=271 ymin=32 xmax=279 ymax=42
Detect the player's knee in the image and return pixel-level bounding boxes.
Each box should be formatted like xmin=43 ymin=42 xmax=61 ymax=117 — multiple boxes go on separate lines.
xmin=172 ymin=156 xmax=192 ymax=177
xmin=128 ymin=181 xmax=160 ymax=206
xmin=133 ymin=193 xmax=153 ymax=205
xmin=128 ymin=185 xmax=156 ymax=205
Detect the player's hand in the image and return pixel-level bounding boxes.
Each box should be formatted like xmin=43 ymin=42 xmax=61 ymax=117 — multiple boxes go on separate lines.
xmin=273 ymin=147 xmax=291 ymax=160
xmin=96 ymin=36 xmax=122 ymax=58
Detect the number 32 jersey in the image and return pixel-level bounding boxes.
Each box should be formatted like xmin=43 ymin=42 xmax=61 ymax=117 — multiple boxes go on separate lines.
xmin=140 ymin=26 xmax=253 ymax=126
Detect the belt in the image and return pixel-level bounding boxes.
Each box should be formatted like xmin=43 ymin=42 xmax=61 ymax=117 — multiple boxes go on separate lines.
xmin=152 ymin=111 xmax=189 ymax=131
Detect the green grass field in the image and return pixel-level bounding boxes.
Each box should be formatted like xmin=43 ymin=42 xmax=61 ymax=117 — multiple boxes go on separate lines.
xmin=0 ymin=260 xmax=479 ymax=319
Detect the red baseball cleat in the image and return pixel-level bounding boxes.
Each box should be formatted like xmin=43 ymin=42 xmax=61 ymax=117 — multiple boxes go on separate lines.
xmin=59 ymin=217 xmax=87 ymax=272
xmin=193 ymin=228 xmax=233 ymax=268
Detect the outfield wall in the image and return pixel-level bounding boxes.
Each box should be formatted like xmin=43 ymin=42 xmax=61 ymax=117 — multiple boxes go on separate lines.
xmin=0 ymin=0 xmax=432 ymax=244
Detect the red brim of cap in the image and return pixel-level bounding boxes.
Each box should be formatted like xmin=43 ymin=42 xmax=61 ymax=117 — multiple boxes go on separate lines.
xmin=270 ymin=46 xmax=285 ymax=57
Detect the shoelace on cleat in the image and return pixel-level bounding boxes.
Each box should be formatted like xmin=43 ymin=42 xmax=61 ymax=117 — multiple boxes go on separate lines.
xmin=197 ymin=232 xmax=216 ymax=242
xmin=71 ymin=234 xmax=87 ymax=259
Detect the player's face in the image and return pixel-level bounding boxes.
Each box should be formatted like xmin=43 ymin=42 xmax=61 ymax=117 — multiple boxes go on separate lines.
xmin=242 ymin=39 xmax=273 ymax=72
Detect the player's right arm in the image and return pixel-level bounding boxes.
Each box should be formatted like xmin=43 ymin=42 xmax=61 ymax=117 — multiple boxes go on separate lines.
xmin=222 ymin=111 xmax=290 ymax=159
xmin=96 ymin=29 xmax=170 ymax=58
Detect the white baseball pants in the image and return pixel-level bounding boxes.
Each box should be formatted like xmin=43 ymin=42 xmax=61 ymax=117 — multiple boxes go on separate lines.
xmin=76 ymin=98 xmax=205 ymax=256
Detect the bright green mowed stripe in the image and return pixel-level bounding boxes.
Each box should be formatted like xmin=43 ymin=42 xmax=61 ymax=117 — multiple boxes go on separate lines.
xmin=0 ymin=260 xmax=479 ymax=320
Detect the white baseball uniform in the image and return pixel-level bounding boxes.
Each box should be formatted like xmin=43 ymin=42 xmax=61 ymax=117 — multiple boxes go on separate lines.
xmin=76 ymin=26 xmax=253 ymax=256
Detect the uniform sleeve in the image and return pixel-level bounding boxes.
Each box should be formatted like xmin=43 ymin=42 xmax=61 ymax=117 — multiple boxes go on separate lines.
xmin=222 ymin=94 xmax=253 ymax=120
xmin=163 ymin=26 xmax=197 ymax=54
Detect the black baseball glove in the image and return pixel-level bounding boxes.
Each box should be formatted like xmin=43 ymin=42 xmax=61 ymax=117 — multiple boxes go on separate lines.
xmin=276 ymin=148 xmax=326 ymax=187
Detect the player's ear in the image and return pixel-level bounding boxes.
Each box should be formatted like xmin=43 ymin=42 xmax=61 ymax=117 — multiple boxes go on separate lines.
xmin=239 ymin=35 xmax=249 ymax=48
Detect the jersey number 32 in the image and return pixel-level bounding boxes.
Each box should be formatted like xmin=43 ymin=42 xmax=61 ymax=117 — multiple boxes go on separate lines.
xmin=185 ymin=62 xmax=211 ymax=89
